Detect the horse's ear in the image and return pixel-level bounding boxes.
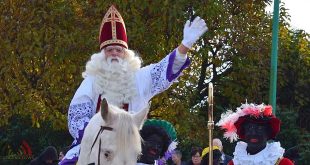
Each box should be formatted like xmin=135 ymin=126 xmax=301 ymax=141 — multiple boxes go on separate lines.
xmin=101 ymin=98 xmax=109 ymax=121
xmin=133 ymin=104 xmax=149 ymax=128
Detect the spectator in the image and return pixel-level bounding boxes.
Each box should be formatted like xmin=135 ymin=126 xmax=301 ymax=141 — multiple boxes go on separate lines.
xmin=58 ymin=146 xmax=69 ymax=161
xmin=200 ymin=146 xmax=222 ymax=165
xmin=212 ymin=138 xmax=232 ymax=165
xmin=172 ymin=150 xmax=186 ymax=165
xmin=186 ymin=146 xmax=202 ymax=165
xmin=28 ymin=146 xmax=58 ymax=165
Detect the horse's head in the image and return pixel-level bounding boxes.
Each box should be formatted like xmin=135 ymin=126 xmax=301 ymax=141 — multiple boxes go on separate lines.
xmin=78 ymin=99 xmax=149 ymax=165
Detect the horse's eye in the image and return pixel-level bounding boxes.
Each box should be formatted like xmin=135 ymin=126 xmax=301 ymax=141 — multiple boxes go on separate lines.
xmin=104 ymin=151 xmax=109 ymax=157
xmin=103 ymin=150 xmax=113 ymax=161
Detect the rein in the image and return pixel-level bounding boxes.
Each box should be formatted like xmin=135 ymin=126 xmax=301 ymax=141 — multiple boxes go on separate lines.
xmin=88 ymin=126 xmax=113 ymax=165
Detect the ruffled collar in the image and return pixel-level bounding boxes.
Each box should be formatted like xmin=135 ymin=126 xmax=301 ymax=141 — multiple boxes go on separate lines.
xmin=232 ymin=141 xmax=284 ymax=165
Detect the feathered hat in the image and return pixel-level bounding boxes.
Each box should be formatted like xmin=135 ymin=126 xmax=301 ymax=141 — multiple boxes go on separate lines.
xmin=99 ymin=5 xmax=128 ymax=50
xmin=216 ymin=103 xmax=281 ymax=143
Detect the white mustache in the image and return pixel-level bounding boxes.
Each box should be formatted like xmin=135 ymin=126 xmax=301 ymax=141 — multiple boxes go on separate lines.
xmin=104 ymin=56 xmax=128 ymax=72
xmin=107 ymin=56 xmax=123 ymax=64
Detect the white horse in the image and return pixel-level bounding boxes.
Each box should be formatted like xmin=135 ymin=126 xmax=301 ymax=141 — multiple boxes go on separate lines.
xmin=77 ymin=99 xmax=148 ymax=165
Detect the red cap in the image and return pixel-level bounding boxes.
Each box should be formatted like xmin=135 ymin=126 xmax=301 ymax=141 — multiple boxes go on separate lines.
xmin=234 ymin=115 xmax=281 ymax=140
xmin=99 ymin=5 xmax=128 ymax=50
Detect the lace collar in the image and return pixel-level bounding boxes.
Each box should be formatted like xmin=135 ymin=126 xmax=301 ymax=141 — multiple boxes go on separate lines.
xmin=232 ymin=141 xmax=284 ymax=165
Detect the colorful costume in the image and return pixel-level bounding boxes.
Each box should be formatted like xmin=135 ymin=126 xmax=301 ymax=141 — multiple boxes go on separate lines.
xmin=59 ymin=4 xmax=209 ymax=164
xmin=217 ymin=103 xmax=294 ymax=165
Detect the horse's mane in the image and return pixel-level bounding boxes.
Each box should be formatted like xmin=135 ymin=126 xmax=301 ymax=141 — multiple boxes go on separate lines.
xmin=110 ymin=106 xmax=141 ymax=158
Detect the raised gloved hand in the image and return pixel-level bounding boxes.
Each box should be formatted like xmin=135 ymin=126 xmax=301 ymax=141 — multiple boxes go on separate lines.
xmin=181 ymin=16 xmax=208 ymax=48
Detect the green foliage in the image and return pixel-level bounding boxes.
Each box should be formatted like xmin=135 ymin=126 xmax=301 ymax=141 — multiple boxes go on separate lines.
xmin=277 ymin=108 xmax=300 ymax=148
xmin=277 ymin=107 xmax=310 ymax=164
xmin=299 ymin=133 xmax=310 ymax=164
xmin=0 ymin=115 xmax=72 ymax=164
xmin=0 ymin=0 xmax=92 ymax=129
xmin=278 ymin=30 xmax=310 ymax=108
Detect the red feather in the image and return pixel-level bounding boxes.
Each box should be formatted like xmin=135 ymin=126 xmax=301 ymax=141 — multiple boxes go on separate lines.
xmin=263 ymin=105 xmax=273 ymax=116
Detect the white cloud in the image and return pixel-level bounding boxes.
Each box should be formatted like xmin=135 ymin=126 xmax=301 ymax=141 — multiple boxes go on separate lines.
xmin=267 ymin=0 xmax=310 ymax=33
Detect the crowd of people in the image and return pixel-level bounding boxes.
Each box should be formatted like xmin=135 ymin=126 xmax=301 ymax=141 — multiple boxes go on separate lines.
xmin=170 ymin=142 xmax=298 ymax=165
xmin=27 ymin=5 xmax=299 ymax=165
xmin=28 ymin=146 xmax=69 ymax=165
xmin=172 ymin=138 xmax=232 ymax=165
xmin=28 ymin=138 xmax=299 ymax=165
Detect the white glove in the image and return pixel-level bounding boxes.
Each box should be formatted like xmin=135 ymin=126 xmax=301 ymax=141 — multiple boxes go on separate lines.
xmin=181 ymin=16 xmax=208 ymax=48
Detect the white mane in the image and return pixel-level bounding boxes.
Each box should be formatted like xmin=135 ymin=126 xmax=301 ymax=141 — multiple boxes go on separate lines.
xmin=77 ymin=101 xmax=148 ymax=165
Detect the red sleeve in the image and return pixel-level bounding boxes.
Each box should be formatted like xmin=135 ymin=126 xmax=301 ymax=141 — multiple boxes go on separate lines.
xmin=279 ymin=158 xmax=294 ymax=165
xmin=228 ymin=160 xmax=234 ymax=165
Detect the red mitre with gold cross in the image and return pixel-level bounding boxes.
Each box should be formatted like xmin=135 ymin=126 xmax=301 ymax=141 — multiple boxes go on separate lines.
xmin=99 ymin=5 xmax=128 ymax=50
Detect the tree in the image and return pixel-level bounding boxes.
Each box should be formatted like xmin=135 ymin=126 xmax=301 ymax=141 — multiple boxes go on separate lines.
xmin=151 ymin=0 xmax=276 ymax=149
xmin=0 ymin=0 xmax=94 ymax=129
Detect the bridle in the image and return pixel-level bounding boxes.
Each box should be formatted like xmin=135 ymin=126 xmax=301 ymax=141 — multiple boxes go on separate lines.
xmin=88 ymin=126 xmax=114 ymax=165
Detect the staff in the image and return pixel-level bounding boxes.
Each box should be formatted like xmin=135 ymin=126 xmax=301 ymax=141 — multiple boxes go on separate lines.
xmin=207 ymin=83 xmax=214 ymax=165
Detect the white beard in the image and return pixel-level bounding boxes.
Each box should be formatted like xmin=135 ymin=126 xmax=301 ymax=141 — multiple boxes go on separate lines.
xmin=82 ymin=51 xmax=140 ymax=108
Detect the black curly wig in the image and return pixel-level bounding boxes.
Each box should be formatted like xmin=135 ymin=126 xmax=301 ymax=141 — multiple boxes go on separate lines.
xmin=140 ymin=125 xmax=171 ymax=157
